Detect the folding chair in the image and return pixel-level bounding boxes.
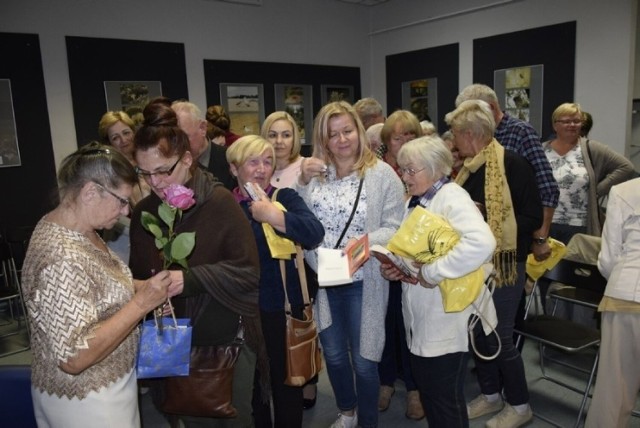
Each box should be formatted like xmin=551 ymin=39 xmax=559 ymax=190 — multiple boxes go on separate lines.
xmin=0 ymin=241 xmax=30 ymax=357
xmin=515 ymin=259 xmax=606 ymax=428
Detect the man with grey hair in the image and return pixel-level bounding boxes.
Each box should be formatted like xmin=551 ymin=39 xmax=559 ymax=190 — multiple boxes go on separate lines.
xmin=354 ymin=97 xmax=385 ymax=130
xmin=456 ymin=83 xmax=559 ymax=262
xmin=172 ymin=100 xmax=235 ymax=190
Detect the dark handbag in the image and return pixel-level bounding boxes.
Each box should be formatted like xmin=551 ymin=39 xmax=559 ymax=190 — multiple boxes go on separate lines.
xmin=137 ymin=300 xmax=192 ymax=379
xmin=161 ymin=318 xmax=244 ymax=418
xmin=280 ymin=245 xmax=322 ymax=387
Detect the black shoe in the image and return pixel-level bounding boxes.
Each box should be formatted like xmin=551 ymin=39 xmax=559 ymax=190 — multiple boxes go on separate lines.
xmin=303 ymin=396 xmax=316 ymax=410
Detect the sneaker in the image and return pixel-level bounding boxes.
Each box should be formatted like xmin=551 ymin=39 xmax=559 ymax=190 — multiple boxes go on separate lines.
xmin=467 ymin=394 xmax=504 ymax=419
xmin=329 ymin=412 xmax=358 ymax=428
xmin=405 ymin=390 xmax=425 ymax=420
xmin=378 ymin=385 xmax=395 ymax=411
xmin=485 ymin=404 xmax=533 ymax=428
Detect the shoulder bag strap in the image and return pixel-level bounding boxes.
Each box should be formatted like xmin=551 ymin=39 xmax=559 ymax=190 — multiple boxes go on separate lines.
xmin=334 ymin=177 xmax=364 ymax=249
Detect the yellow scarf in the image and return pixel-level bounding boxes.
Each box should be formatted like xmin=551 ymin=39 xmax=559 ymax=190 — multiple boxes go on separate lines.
xmin=455 ymin=139 xmax=517 ymax=286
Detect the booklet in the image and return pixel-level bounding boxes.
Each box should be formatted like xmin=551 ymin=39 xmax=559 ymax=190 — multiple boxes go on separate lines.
xmin=318 ymin=234 xmax=370 ymax=287
xmin=370 ymin=244 xmax=418 ymax=284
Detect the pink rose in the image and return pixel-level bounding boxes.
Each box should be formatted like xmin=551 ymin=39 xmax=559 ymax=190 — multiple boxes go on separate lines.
xmin=163 ymin=184 xmax=196 ymax=210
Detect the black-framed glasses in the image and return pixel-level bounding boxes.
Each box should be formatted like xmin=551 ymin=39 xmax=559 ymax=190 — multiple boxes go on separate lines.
xmin=92 ymin=181 xmax=130 ymax=208
xmin=136 ymin=154 xmax=183 ymax=179
xmin=400 ymin=167 xmax=425 ymax=177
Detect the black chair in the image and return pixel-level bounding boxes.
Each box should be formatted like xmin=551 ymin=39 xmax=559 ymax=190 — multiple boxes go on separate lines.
xmin=515 ymin=259 xmax=606 ymax=428
xmin=0 ymin=241 xmax=30 ymax=357
xmin=0 ymin=365 xmax=37 ymax=427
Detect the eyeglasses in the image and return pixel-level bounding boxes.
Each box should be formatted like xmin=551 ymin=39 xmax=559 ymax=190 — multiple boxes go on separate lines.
xmin=555 ymin=119 xmax=582 ymax=125
xmin=136 ymin=154 xmax=183 ymax=179
xmin=400 ymin=167 xmax=425 ymax=177
xmin=92 ymin=181 xmax=130 ymax=208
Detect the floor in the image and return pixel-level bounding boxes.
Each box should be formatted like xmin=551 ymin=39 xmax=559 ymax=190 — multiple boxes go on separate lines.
xmin=2 ymin=306 xmax=639 ymax=428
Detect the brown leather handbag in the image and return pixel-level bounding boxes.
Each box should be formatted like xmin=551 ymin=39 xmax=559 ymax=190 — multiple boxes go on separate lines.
xmin=161 ymin=319 xmax=244 ymax=418
xmin=280 ymin=245 xmax=322 ymax=387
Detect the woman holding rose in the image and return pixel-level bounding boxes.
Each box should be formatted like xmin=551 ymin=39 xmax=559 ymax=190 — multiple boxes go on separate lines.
xmin=129 ymin=99 xmax=266 ymax=428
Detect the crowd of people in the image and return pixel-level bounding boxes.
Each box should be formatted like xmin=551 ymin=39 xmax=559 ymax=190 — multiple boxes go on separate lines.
xmin=19 ymin=84 xmax=640 ymax=428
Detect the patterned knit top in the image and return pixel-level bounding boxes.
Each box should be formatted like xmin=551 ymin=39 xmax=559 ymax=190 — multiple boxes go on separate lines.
xmin=22 ymin=219 xmax=138 ymax=399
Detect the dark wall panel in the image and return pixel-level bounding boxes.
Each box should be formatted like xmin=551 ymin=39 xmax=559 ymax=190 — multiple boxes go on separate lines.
xmin=473 ymin=21 xmax=576 ymax=139
xmin=66 ymin=36 xmax=188 ymax=147
xmin=0 ymin=32 xmax=57 ymax=229
xmin=386 ymin=43 xmax=459 ymax=133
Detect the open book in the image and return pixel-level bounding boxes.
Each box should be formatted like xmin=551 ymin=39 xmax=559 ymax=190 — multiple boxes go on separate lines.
xmin=318 ymin=234 xmax=370 ymax=287
xmin=370 ymin=244 xmax=419 ymax=285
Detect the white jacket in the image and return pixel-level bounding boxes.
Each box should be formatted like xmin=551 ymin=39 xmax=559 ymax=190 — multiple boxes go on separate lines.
xmin=402 ymin=182 xmax=497 ymax=357
xmin=598 ymin=178 xmax=640 ymax=302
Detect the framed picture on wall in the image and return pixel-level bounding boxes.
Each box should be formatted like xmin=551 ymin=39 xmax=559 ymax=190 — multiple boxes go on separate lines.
xmin=104 ymin=81 xmax=163 ymax=118
xmin=320 ymin=85 xmax=354 ymax=106
xmin=0 ymin=79 xmax=21 ymax=168
xmin=274 ymin=84 xmax=313 ymax=145
xmin=494 ymin=65 xmax=544 ymax=135
xmin=401 ymin=78 xmax=438 ymax=123
xmin=220 ymin=83 xmax=265 ymax=136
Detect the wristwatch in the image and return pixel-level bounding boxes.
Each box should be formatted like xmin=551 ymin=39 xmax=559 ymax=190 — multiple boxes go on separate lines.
xmin=533 ymin=236 xmax=547 ymax=245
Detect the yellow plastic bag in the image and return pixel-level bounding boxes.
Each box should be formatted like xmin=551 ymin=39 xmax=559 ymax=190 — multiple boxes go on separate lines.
xmin=388 ymin=206 xmax=484 ymax=312
xmin=263 ymin=200 xmax=296 ymax=259
xmin=525 ymin=238 xmax=567 ymax=280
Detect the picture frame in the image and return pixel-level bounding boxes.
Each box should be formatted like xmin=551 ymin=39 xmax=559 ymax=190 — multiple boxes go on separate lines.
xmin=494 ymin=65 xmax=544 ymax=135
xmin=320 ymin=84 xmax=354 ymax=106
xmin=104 ymin=80 xmax=163 ymax=118
xmin=401 ymin=78 xmax=438 ymax=123
xmin=220 ymin=83 xmax=265 ymax=136
xmin=274 ymin=84 xmax=313 ymax=145
xmin=0 ymin=79 xmax=22 ymax=168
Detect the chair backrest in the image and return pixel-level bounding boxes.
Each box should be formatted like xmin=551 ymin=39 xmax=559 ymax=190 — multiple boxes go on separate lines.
xmin=541 ymin=259 xmax=607 ymax=295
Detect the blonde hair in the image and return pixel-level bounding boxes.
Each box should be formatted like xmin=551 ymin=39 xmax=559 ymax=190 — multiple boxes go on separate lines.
xmin=311 ymin=101 xmax=377 ymax=177
xmin=552 ymin=102 xmax=582 ymax=123
xmin=445 ymin=100 xmax=496 ymax=141
xmin=260 ymin=111 xmax=301 ymax=162
xmin=98 ymin=111 xmax=135 ymax=143
xmin=226 ymin=135 xmax=275 ymax=166
xmin=380 ymin=110 xmax=423 ymax=145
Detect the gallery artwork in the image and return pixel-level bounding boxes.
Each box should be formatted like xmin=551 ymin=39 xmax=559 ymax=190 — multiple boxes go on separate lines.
xmin=0 ymin=79 xmax=21 ymax=168
xmin=220 ymin=83 xmax=265 ymax=136
xmin=320 ymin=85 xmax=353 ymax=106
xmin=104 ymin=81 xmax=162 ymax=120
xmin=401 ymin=78 xmax=438 ymax=123
xmin=275 ymin=84 xmax=313 ymax=144
xmin=494 ymin=65 xmax=543 ymax=135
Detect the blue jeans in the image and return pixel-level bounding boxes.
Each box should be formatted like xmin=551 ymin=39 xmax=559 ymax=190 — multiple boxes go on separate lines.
xmin=411 ymin=351 xmax=470 ymax=428
xmin=378 ymin=281 xmax=416 ymax=391
xmin=471 ymin=262 xmax=530 ymax=405
xmin=319 ymin=281 xmax=379 ymax=428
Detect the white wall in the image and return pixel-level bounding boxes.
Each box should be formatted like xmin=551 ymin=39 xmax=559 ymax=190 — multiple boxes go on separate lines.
xmin=2 ymin=0 xmax=370 ymax=167
xmin=2 ymin=0 xmax=638 ymax=167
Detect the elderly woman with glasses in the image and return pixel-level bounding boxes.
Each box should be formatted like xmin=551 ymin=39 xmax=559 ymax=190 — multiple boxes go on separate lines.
xmin=380 ymin=136 xmax=496 ymax=428
xmin=445 ymin=100 xmax=543 ymax=428
xmin=542 ymin=103 xmax=634 ymax=243
xmin=128 ymin=99 xmax=266 ymax=428
xmin=22 ymin=142 xmax=173 ymax=427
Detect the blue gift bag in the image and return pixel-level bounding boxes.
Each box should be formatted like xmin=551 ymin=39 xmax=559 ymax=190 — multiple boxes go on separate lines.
xmin=137 ymin=308 xmax=192 ymax=379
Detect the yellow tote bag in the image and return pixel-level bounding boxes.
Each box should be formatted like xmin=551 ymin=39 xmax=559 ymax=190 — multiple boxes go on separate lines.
xmin=525 ymin=238 xmax=567 ymax=280
xmin=388 ymin=206 xmax=484 ymax=312
xmin=262 ymin=190 xmax=296 ymax=260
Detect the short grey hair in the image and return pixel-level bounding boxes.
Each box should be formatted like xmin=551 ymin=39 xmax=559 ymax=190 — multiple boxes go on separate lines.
xmin=455 ymin=83 xmax=499 ymax=108
xmin=397 ymin=135 xmax=453 ymax=180
xmin=445 ymin=99 xmax=496 ymax=141
xmin=171 ymin=100 xmax=203 ymax=121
